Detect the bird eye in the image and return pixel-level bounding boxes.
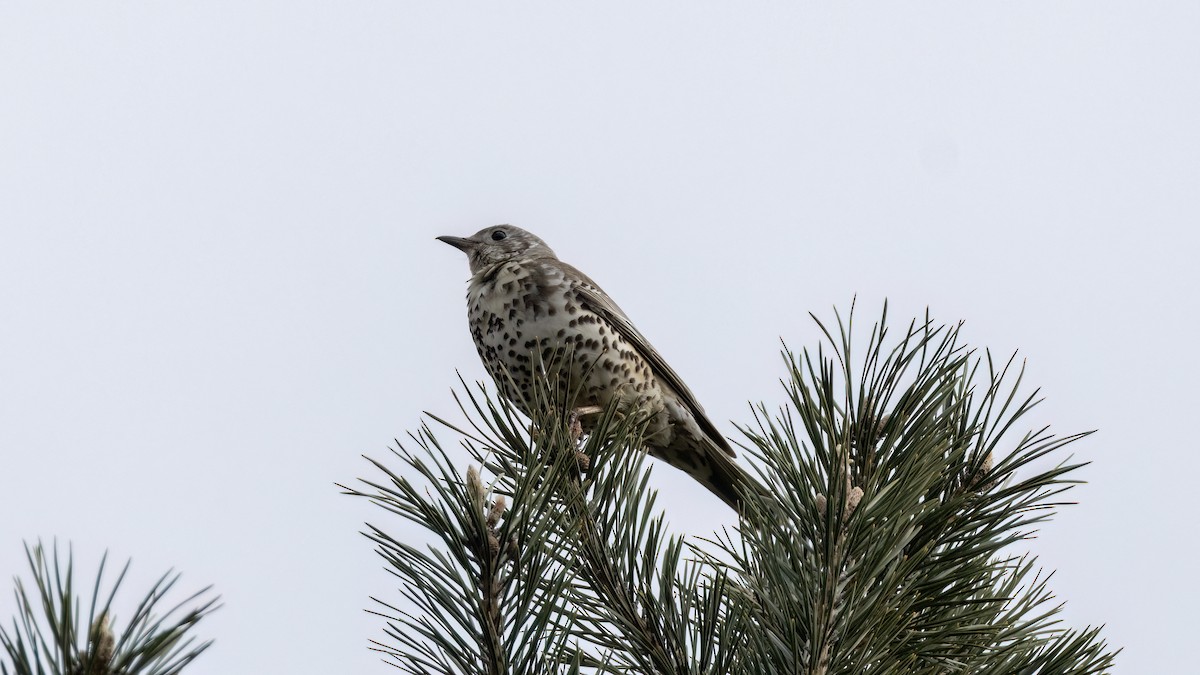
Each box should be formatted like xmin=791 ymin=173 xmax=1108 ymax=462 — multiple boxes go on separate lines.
xmin=491 ymin=230 xmax=507 ymax=241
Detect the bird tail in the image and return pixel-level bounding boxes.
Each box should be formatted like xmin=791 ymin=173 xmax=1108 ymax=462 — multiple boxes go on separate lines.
xmin=692 ymin=437 xmax=763 ymax=512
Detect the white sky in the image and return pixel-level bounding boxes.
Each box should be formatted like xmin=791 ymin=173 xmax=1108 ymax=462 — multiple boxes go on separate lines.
xmin=2 ymin=2 xmax=1196 ymax=673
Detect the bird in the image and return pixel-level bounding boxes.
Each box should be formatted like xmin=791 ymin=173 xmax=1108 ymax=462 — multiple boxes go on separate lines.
xmin=437 ymin=224 xmax=748 ymax=509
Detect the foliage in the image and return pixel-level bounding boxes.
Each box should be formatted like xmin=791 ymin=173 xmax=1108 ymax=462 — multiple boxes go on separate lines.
xmin=0 ymin=542 xmax=218 ymax=675
xmin=346 ymin=305 xmax=1118 ymax=673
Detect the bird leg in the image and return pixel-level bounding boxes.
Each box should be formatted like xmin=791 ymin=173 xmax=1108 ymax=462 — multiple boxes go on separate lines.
xmin=568 ymin=405 xmax=603 ymax=474
xmin=567 ymin=405 xmax=603 ymax=441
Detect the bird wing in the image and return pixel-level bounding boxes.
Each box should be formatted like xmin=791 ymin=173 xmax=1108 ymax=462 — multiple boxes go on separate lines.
xmin=558 ymin=261 xmax=736 ymax=458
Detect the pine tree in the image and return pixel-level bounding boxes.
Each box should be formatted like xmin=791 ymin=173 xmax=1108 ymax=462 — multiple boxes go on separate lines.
xmin=0 ymin=541 xmax=218 ymax=675
xmin=346 ymin=305 xmax=1118 ymax=674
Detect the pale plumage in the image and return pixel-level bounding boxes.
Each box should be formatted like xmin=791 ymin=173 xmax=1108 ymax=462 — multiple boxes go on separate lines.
xmin=438 ymin=224 xmax=746 ymax=508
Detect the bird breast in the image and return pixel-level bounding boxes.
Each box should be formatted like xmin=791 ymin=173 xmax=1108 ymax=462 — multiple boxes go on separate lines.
xmin=465 ymin=260 xmax=670 ymax=439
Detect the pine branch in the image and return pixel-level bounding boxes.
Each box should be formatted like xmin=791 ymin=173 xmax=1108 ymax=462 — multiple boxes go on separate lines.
xmin=0 ymin=541 xmax=218 ymax=675
xmin=460 ymin=367 xmax=746 ymax=674
xmin=717 ymin=303 xmax=1118 ymax=674
xmin=343 ymin=386 xmax=582 ymax=673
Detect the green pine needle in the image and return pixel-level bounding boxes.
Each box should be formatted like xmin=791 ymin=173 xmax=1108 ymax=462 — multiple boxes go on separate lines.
xmin=0 ymin=541 xmax=218 ymax=675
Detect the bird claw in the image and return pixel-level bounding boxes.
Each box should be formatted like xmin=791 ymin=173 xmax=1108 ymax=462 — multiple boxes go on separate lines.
xmin=567 ymin=406 xmax=602 ymax=475
xmin=567 ymin=405 xmax=603 ymax=442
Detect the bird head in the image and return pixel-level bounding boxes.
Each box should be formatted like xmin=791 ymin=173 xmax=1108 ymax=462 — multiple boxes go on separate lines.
xmin=437 ymin=225 xmax=557 ymax=275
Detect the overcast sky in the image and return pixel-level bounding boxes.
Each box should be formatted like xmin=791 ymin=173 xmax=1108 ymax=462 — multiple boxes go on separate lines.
xmin=2 ymin=2 xmax=1197 ymax=673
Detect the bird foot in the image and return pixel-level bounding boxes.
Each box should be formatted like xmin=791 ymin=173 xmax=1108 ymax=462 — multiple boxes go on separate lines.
xmin=567 ymin=405 xmax=603 ymax=442
xmin=567 ymin=406 xmax=602 ymax=475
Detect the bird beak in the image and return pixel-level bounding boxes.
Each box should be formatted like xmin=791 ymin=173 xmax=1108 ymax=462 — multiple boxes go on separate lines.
xmin=436 ymin=235 xmax=476 ymax=252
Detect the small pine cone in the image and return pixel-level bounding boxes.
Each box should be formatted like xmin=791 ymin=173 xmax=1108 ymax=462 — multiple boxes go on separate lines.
xmin=969 ymin=451 xmax=998 ymax=491
xmin=487 ymin=495 xmax=506 ymax=528
xmin=846 ymin=486 xmax=864 ymax=518
xmin=466 ymin=465 xmax=485 ymax=508
xmin=574 ymin=450 xmax=591 ymax=473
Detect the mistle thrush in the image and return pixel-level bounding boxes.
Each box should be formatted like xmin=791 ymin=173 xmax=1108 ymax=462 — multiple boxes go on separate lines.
xmin=438 ymin=225 xmax=747 ymax=509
